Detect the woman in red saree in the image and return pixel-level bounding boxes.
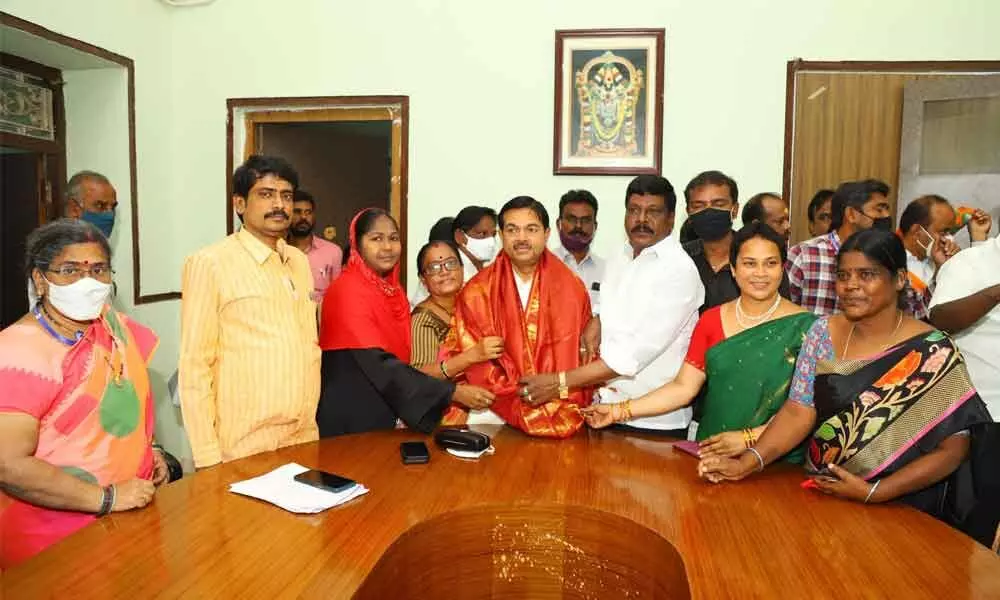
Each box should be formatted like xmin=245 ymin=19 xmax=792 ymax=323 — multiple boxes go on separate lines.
xmin=317 ymin=209 xmax=494 ymax=436
xmin=0 ymin=220 xmax=168 ymax=568
xmin=442 ymin=197 xmax=593 ymax=438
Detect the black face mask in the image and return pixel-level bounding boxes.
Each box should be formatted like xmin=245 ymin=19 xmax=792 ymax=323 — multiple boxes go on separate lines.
xmin=870 ymin=216 xmax=893 ymax=232
xmin=688 ymin=207 xmax=733 ymax=241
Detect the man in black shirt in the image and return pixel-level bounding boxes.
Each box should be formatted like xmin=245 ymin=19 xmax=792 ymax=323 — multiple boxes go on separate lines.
xmin=681 ymin=171 xmax=789 ymax=312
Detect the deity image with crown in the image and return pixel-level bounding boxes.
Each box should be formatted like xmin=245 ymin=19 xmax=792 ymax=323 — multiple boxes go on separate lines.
xmin=573 ymin=51 xmax=644 ymax=157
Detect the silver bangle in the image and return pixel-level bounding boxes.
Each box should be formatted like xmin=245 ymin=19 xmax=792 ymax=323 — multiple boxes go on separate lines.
xmin=747 ymin=448 xmax=765 ymax=472
xmin=864 ymin=479 xmax=881 ymax=504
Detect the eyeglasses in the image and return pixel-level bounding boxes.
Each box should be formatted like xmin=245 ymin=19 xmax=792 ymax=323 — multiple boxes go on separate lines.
xmin=423 ymin=258 xmax=462 ymax=275
xmin=47 ymin=262 xmax=114 ymax=283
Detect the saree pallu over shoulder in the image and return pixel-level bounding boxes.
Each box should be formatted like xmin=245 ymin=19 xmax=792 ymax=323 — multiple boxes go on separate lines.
xmin=809 ymin=330 xmax=991 ymax=482
xmin=698 ymin=312 xmax=817 ymax=463
xmin=442 ymin=251 xmax=592 ymax=438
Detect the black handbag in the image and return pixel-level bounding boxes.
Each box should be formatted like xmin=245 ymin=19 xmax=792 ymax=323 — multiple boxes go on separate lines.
xmin=433 ymin=428 xmax=491 ymax=453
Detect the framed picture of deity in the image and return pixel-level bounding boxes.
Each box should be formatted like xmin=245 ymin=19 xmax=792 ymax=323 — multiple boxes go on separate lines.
xmin=553 ymin=28 xmax=665 ymax=175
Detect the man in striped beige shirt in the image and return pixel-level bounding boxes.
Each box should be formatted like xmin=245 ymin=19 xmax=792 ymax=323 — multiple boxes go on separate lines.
xmin=179 ymin=156 xmax=321 ymax=468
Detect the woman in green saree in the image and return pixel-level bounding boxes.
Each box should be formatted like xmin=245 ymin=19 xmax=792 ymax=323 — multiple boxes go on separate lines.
xmin=583 ymin=223 xmax=816 ymax=462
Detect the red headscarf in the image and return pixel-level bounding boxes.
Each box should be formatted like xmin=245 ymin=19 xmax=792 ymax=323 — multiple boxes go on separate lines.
xmin=319 ymin=208 xmax=411 ymax=362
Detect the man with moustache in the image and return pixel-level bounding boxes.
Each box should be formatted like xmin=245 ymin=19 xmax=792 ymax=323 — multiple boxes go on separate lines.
xmin=180 ymin=155 xmax=320 ymax=468
xmin=682 ymin=171 xmax=789 ymax=312
xmin=443 ymin=197 xmax=592 ymax=437
xmin=520 ymin=175 xmax=704 ymax=437
xmin=552 ymin=190 xmax=604 ymax=314
xmin=287 ymin=189 xmax=343 ymax=302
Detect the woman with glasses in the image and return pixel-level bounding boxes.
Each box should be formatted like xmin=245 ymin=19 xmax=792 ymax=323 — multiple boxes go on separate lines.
xmin=0 ymin=219 xmax=169 ymax=567
xmin=411 ymin=240 xmax=503 ymax=379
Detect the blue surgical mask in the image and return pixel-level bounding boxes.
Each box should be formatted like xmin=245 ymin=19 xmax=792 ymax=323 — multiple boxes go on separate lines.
xmin=81 ymin=210 xmax=115 ymax=238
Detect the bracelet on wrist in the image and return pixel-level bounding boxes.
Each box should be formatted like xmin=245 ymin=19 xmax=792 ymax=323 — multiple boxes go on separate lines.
xmin=96 ymin=484 xmax=115 ymax=517
xmin=440 ymin=360 xmax=452 ymax=380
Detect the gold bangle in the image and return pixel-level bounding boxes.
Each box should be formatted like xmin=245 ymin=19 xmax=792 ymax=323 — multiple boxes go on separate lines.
xmin=558 ymin=371 xmax=569 ymax=400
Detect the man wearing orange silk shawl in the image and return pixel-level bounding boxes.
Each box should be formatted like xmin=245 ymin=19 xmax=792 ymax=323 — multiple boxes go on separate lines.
xmin=442 ymin=197 xmax=593 ymax=438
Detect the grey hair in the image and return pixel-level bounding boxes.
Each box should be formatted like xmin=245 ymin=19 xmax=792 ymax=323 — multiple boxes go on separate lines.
xmin=24 ymin=218 xmax=112 ymax=281
xmin=66 ymin=170 xmax=111 ymax=202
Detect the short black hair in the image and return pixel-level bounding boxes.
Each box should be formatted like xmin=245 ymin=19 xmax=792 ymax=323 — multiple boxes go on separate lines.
xmin=730 ymin=221 xmax=787 ymax=266
xmin=24 ymin=218 xmax=112 ymax=281
xmin=416 ymin=240 xmax=463 ymax=274
xmin=428 ymin=217 xmax=455 ymax=242
xmin=498 ymin=196 xmax=549 ymax=229
xmin=899 ymin=194 xmax=951 ymax=234
xmin=559 ymin=190 xmax=599 ymax=219
xmin=625 ymin=175 xmax=677 ymax=214
xmin=808 ymin=189 xmax=835 ymax=222
xmin=684 ymin=170 xmax=738 ymax=207
xmin=829 ymin=179 xmax=891 ymax=231
xmin=232 ymin=155 xmax=299 ymax=199
xmin=452 ymin=206 xmax=498 ymax=235
xmin=839 ymin=228 xmax=907 ymax=281
xmin=741 ymin=193 xmax=781 ymax=225
xmin=293 ymin=189 xmax=315 ymax=207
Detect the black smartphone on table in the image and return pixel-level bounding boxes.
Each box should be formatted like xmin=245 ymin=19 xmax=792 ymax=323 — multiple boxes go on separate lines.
xmin=294 ymin=469 xmax=356 ymax=493
xmin=400 ymin=441 xmax=430 ymax=464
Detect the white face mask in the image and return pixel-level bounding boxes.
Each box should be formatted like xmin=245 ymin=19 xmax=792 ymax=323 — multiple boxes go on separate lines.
xmin=464 ymin=235 xmax=498 ymax=262
xmin=44 ymin=276 xmax=112 ymax=320
xmin=917 ymin=226 xmax=935 ymax=258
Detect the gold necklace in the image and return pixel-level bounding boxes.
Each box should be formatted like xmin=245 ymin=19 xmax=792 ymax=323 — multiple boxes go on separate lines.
xmin=842 ymin=310 xmax=903 ymax=358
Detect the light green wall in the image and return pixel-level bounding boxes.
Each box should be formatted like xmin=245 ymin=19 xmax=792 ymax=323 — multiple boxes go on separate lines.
xmin=4 ymin=0 xmax=1000 ymax=380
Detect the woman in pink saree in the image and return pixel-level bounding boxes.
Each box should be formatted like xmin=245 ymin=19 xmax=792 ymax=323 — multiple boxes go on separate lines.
xmin=0 ymin=220 xmax=169 ymax=568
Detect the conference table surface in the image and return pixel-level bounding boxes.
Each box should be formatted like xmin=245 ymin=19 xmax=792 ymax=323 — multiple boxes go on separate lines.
xmin=4 ymin=427 xmax=1000 ymax=599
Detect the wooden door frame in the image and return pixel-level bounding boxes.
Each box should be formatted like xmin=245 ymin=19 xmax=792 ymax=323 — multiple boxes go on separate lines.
xmin=782 ymin=60 xmax=1000 ymax=208
xmin=0 ymin=51 xmax=66 ymax=224
xmin=226 ymin=95 xmax=410 ymax=283
xmin=0 ymin=12 xmax=175 ymax=304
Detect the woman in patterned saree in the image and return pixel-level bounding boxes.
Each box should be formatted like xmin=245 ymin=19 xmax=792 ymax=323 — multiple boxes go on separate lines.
xmin=583 ymin=223 xmax=816 ymax=462
xmin=699 ymin=229 xmax=992 ymax=517
xmin=0 ymin=220 xmax=169 ymax=568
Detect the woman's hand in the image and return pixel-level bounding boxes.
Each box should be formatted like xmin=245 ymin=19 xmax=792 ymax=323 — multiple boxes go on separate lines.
xmin=811 ymin=463 xmax=876 ymax=503
xmin=151 ymin=449 xmax=170 ymax=486
xmin=697 ymin=453 xmax=757 ymax=483
xmin=112 ymin=478 xmax=156 ymax=512
xmin=470 ymin=337 xmax=504 ymax=363
xmin=453 ymin=385 xmax=495 ymax=411
xmin=698 ymin=431 xmax=748 ymax=459
xmin=580 ymin=404 xmax=616 ymax=429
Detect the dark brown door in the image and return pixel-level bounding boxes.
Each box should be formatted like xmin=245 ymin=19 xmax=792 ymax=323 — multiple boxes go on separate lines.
xmin=1 ymin=152 xmax=43 ymax=328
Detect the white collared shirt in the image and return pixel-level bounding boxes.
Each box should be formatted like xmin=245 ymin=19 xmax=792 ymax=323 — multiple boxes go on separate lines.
xmin=554 ymin=245 xmax=605 ymax=314
xmin=597 ymin=234 xmax=705 ymax=430
xmin=514 ymin=271 xmax=534 ymax=311
xmin=929 ymin=235 xmax=1000 ymax=420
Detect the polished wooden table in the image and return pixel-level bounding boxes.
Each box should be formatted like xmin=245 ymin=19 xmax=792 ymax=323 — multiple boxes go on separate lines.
xmin=4 ymin=427 xmax=1000 ymax=598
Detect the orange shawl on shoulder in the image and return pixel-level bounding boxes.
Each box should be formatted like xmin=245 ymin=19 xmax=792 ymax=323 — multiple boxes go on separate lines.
xmin=442 ymin=249 xmax=592 ymax=437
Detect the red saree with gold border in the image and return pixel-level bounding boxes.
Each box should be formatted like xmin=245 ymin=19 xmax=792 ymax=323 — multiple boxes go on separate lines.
xmin=442 ymin=250 xmax=592 ymax=438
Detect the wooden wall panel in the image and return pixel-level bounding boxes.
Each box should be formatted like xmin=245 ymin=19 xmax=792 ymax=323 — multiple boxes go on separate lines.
xmin=788 ymin=72 xmax=955 ymax=244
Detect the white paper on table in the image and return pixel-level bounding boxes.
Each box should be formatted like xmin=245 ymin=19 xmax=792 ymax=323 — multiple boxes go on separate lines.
xmin=228 ymin=462 xmax=368 ymax=514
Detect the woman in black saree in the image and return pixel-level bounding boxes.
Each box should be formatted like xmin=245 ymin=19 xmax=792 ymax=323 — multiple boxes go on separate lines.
xmin=699 ymin=229 xmax=992 ymax=519
xmin=316 ymin=208 xmax=494 ymax=436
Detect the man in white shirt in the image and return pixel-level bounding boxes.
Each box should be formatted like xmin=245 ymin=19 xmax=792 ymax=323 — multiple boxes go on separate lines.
xmin=897 ymin=195 xmax=966 ymax=319
xmin=520 ymin=175 xmax=704 ymax=436
xmin=929 ymin=212 xmax=998 ymax=420
xmin=553 ymin=190 xmax=605 ymax=314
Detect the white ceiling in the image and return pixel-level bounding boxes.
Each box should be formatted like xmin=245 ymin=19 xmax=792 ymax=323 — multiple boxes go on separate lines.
xmin=0 ymin=25 xmax=120 ymax=71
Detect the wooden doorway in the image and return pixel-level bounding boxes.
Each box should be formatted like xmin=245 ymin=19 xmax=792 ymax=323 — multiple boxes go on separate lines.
xmin=782 ymin=60 xmax=1000 ymax=245
xmin=0 ymin=52 xmax=66 ymax=327
xmin=226 ymin=96 xmax=409 ymax=284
